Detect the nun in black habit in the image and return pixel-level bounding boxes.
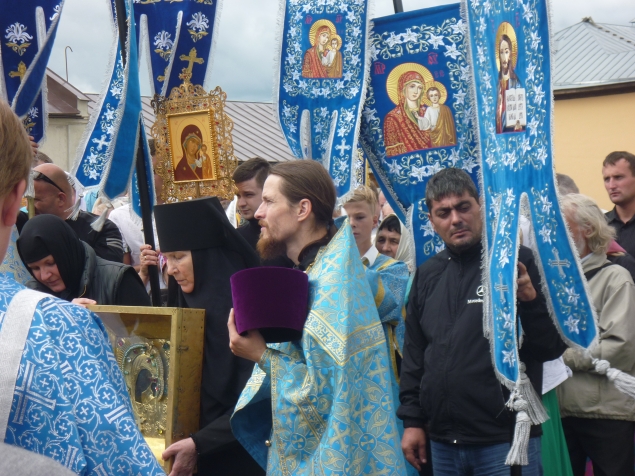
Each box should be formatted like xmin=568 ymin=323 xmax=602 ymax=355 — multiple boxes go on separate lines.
xmin=17 ymin=214 xmax=149 ymax=307
xmin=155 ymin=197 xmax=264 ymax=476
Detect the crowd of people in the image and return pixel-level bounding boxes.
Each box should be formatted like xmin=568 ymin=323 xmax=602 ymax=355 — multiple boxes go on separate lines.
xmin=2 ymin=98 xmax=635 ymax=476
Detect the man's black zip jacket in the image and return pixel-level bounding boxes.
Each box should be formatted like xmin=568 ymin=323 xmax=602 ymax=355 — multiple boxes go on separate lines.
xmin=397 ymin=241 xmax=567 ymax=444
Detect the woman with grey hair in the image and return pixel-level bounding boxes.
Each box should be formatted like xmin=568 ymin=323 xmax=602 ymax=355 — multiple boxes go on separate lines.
xmin=558 ymin=193 xmax=635 ymax=476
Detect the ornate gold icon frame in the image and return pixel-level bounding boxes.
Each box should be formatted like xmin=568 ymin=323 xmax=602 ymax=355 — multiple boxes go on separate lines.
xmin=152 ymin=72 xmax=237 ymax=203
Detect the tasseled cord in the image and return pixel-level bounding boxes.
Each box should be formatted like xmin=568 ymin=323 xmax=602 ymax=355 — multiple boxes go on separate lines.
xmin=593 ymin=358 xmax=635 ymax=399
xmin=505 ymin=365 xmax=549 ymax=466
xmin=65 ymin=173 xmax=83 ymax=221
xmin=65 ymin=191 xmax=85 ymax=221
xmin=90 ymin=199 xmax=113 ymax=232
xmin=25 ymin=172 xmax=35 ymax=199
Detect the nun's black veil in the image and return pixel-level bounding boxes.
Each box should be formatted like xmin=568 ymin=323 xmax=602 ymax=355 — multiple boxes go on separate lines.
xmin=17 ymin=214 xmax=86 ymax=301
xmin=155 ymin=197 xmax=263 ymax=474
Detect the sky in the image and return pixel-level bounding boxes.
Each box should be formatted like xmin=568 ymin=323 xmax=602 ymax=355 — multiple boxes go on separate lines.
xmin=48 ymin=0 xmax=635 ymax=101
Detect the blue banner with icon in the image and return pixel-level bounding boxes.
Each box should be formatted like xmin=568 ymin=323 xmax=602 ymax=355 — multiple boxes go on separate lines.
xmin=360 ymin=4 xmax=479 ymax=266
xmin=276 ymin=0 xmax=372 ymax=203
xmin=464 ymin=0 xmax=597 ymax=391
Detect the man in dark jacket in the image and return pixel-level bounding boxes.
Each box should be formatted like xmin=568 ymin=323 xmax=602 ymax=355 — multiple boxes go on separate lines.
xmin=399 ymin=168 xmax=566 ymax=475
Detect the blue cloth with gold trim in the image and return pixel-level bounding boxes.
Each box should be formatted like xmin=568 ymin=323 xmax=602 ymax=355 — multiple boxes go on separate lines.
xmin=0 ymin=226 xmax=31 ymax=285
xmin=360 ymin=4 xmax=479 ymax=267
xmin=364 ymin=252 xmax=417 ymax=476
xmin=232 ymin=222 xmax=407 ymax=475
xmin=0 ymin=0 xmax=65 ymax=143
xmin=133 ymin=0 xmax=219 ymax=97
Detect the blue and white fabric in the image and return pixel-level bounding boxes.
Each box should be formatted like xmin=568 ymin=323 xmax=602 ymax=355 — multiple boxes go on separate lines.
xmin=463 ymin=0 xmax=596 ymax=389
xmin=275 ymin=0 xmax=372 ymax=202
xmin=72 ymin=0 xmax=150 ymax=224
xmin=232 ymin=222 xmax=407 ymax=475
xmin=0 ymin=0 xmax=65 ymax=143
xmin=359 ymin=4 xmax=479 ymax=266
xmin=134 ymin=0 xmax=221 ymax=97
xmin=0 ymin=275 xmax=165 ymax=475
xmin=0 ymin=226 xmax=31 ymax=286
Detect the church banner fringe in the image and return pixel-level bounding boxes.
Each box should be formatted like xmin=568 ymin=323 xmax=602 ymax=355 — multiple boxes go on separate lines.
xmin=0 ymin=0 xmax=66 ymax=143
xmin=463 ymin=0 xmax=604 ymax=465
xmin=359 ymin=4 xmax=479 ymax=267
xmin=274 ymin=0 xmax=373 ymax=203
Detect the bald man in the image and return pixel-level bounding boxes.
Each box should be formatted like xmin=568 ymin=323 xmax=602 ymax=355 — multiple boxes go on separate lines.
xmin=31 ymin=164 xmax=124 ymax=262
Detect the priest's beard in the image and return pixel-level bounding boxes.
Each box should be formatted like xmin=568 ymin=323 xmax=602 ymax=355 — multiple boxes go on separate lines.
xmin=257 ymin=221 xmax=288 ymax=260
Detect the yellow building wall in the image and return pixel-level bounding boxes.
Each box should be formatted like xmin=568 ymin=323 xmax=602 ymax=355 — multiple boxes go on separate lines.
xmin=553 ymin=91 xmax=635 ymax=211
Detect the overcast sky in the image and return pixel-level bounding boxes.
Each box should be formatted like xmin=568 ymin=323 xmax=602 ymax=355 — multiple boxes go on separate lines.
xmin=48 ymin=0 xmax=635 ymax=101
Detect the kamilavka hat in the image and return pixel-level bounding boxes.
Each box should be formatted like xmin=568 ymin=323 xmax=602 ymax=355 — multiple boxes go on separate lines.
xmin=231 ymin=267 xmax=309 ymax=343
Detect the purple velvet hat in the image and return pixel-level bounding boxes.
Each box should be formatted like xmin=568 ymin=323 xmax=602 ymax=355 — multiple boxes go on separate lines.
xmin=231 ymin=267 xmax=309 ymax=343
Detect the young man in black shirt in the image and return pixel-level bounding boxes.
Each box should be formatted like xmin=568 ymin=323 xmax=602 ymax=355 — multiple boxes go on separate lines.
xmin=233 ymin=157 xmax=293 ymax=267
xmin=603 ymin=151 xmax=635 ymax=257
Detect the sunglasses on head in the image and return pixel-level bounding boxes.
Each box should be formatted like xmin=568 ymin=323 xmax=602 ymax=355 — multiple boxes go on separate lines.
xmin=32 ymin=171 xmax=65 ymax=194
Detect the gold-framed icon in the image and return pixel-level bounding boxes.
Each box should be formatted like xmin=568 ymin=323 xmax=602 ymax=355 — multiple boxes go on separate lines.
xmin=152 ymin=62 xmax=237 ymax=203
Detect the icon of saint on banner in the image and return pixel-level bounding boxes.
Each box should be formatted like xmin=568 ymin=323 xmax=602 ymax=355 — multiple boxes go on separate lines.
xmin=495 ymin=22 xmax=526 ymax=134
xmin=383 ymin=63 xmax=456 ymax=156
xmin=302 ymin=20 xmax=343 ymax=79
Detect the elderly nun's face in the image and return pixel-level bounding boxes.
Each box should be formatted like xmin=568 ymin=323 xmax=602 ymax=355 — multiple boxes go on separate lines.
xmin=165 ymin=250 xmax=195 ymax=293
xmin=27 ymin=255 xmax=66 ymax=292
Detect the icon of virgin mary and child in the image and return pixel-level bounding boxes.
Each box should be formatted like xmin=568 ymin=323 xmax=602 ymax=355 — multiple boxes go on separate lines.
xmin=301 ymin=20 xmax=343 ymax=79
xmin=383 ymin=64 xmax=457 ymax=157
xmin=173 ymin=124 xmax=214 ymax=182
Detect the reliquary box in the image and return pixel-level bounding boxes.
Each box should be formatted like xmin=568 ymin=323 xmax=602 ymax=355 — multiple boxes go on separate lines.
xmin=90 ymin=305 xmax=205 ymax=471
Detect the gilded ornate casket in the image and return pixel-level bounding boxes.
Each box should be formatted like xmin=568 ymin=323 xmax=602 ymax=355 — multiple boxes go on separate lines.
xmin=90 ymin=305 xmax=205 ymax=471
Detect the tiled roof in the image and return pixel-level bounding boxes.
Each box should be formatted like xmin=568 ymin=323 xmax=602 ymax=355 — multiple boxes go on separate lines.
xmin=553 ymin=18 xmax=635 ymax=90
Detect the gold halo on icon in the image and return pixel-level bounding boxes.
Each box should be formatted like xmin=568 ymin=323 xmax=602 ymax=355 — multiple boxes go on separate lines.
xmin=386 ymin=63 xmax=434 ymax=105
xmin=422 ymin=81 xmax=448 ymax=107
xmin=309 ymin=19 xmax=336 ymax=47
xmin=495 ymin=21 xmax=518 ymax=72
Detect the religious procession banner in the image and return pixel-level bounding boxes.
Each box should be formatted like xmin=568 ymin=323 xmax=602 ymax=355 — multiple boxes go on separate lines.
xmin=275 ymin=0 xmax=372 ymax=202
xmin=359 ymin=4 xmax=479 ymax=266
xmin=72 ymin=0 xmax=153 ymax=224
xmin=0 ymin=0 xmax=65 ymax=143
xmin=134 ymin=0 xmax=221 ymax=97
xmin=464 ymin=0 xmax=598 ymax=463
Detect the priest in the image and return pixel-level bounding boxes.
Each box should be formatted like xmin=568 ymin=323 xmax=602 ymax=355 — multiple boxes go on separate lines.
xmin=228 ymin=160 xmax=407 ymax=475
